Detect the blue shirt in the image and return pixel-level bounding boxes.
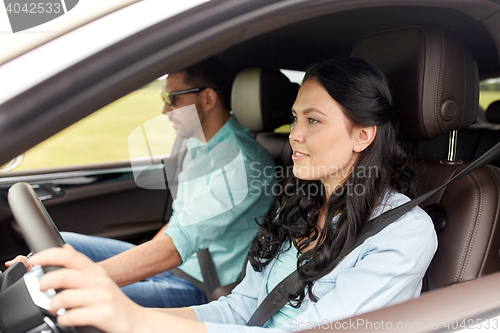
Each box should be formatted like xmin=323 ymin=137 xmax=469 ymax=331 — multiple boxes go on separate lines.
xmin=165 ymin=115 xmax=276 ymax=286
xmin=267 ymin=245 xmax=299 ymax=329
xmin=192 ymin=191 xmax=438 ymax=332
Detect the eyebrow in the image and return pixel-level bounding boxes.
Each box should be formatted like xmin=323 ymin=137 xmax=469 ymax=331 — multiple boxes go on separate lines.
xmin=291 ymin=107 xmax=327 ymax=117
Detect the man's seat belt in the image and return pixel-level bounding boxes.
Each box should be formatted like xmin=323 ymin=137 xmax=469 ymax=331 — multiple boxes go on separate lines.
xmin=170 ymin=249 xmax=221 ymax=301
xmin=246 ymin=141 xmax=500 ymax=327
xmin=166 ymin=140 xmax=222 ymax=300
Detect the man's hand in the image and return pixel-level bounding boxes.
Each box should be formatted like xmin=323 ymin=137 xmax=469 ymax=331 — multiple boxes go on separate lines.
xmin=5 ymin=255 xmax=34 ymax=271
xmin=98 ymin=235 xmax=182 ymax=287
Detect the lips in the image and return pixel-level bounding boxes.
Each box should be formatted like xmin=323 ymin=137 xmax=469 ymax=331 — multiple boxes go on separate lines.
xmin=168 ymin=117 xmax=179 ymax=128
xmin=292 ymin=150 xmax=310 ymax=160
xmin=293 ymin=149 xmax=309 ymax=156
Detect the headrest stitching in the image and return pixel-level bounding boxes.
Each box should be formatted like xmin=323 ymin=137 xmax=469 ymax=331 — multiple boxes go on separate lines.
xmin=434 ymin=30 xmax=445 ymax=135
xmin=453 ymin=172 xmax=481 ymax=283
xmin=460 ymin=172 xmax=483 ymax=280
xmin=432 ymin=34 xmax=440 ymax=136
xmin=439 ymin=33 xmax=446 ymax=132
xmin=473 ymin=60 xmax=480 ymax=125
xmin=477 ymin=166 xmax=500 ymax=274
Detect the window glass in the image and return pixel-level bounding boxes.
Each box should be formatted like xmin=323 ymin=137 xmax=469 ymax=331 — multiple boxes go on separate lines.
xmin=275 ymin=124 xmax=291 ymax=133
xmin=280 ymin=69 xmax=305 ymax=85
xmin=13 ymin=79 xmax=174 ymax=172
xmin=480 ymin=78 xmax=500 ymax=110
xmin=276 ymin=69 xmax=304 ymax=134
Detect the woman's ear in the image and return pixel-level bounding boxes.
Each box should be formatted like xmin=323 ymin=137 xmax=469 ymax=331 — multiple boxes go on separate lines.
xmin=353 ymin=126 xmax=377 ymax=152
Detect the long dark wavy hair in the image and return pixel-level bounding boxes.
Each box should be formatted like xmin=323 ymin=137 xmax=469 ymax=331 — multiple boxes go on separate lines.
xmin=248 ymin=57 xmax=418 ymax=307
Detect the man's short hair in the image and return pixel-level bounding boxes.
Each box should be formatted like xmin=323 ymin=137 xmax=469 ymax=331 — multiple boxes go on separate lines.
xmin=184 ymin=58 xmax=235 ymax=111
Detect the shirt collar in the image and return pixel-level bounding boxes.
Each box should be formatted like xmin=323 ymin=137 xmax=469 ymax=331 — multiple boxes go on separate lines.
xmin=185 ymin=114 xmax=238 ymax=150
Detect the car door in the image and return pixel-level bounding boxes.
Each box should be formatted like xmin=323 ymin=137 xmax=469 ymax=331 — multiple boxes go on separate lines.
xmin=0 ymin=0 xmax=279 ymax=268
xmin=0 ymin=81 xmax=187 ymax=268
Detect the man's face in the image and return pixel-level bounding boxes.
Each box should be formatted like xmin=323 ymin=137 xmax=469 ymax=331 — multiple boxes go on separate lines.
xmin=162 ymin=71 xmax=205 ymax=139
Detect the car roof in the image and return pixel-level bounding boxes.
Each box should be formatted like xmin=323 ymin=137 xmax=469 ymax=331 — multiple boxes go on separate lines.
xmin=219 ymin=2 xmax=500 ymax=78
xmin=2 ymin=0 xmax=500 ymax=103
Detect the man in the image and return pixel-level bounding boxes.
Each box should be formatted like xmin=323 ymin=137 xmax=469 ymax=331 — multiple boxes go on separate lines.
xmin=7 ymin=59 xmax=276 ymax=308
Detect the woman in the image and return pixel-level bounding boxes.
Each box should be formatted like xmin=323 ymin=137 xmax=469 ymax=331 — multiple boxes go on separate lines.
xmin=30 ymin=58 xmax=437 ymax=333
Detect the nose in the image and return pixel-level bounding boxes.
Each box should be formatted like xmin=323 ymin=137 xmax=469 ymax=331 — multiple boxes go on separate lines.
xmin=166 ymin=107 xmax=180 ymax=123
xmin=162 ymin=102 xmax=174 ymax=115
xmin=289 ymin=122 xmax=305 ymax=145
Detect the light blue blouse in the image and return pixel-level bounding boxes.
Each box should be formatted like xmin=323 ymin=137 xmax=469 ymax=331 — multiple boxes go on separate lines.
xmin=266 ymin=244 xmax=299 ymax=329
xmin=191 ymin=191 xmax=438 ymax=332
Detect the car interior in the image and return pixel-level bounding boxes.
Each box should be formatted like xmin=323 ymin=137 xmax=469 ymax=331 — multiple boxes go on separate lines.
xmin=350 ymin=24 xmax=500 ymax=292
xmin=211 ymin=23 xmax=500 ymax=299
xmin=2 ymin=0 xmax=500 ymax=332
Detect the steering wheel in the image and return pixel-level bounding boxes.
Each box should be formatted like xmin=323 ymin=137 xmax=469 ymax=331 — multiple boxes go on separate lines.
xmin=8 ymin=182 xmax=64 ymax=268
xmin=1 ymin=182 xmax=103 ymax=333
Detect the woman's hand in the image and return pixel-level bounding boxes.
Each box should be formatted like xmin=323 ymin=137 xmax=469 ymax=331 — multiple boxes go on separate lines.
xmin=29 ymin=244 xmax=146 ymax=333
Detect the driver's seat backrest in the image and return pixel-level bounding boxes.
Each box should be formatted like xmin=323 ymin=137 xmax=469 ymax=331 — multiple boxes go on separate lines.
xmin=231 ymin=67 xmax=298 ymax=173
xmin=351 ymin=24 xmax=500 ymax=291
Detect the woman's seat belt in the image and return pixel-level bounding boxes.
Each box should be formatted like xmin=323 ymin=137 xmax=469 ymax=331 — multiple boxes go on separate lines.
xmin=247 ymin=141 xmax=500 ymax=327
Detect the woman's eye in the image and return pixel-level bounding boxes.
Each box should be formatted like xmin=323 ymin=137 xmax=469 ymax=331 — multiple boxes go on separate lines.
xmin=308 ymin=118 xmax=319 ymax=124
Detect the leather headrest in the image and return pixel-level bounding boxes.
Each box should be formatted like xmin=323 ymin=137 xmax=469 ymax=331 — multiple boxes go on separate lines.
xmin=231 ymin=68 xmax=299 ymax=132
xmin=351 ymin=24 xmax=478 ymax=140
xmin=486 ymin=100 xmax=500 ymax=124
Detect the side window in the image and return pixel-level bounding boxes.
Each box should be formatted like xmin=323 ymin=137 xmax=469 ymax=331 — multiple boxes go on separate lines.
xmin=480 ymin=78 xmax=500 ymax=111
xmin=276 ymin=69 xmax=304 ymax=133
xmin=10 ymin=79 xmax=175 ymax=172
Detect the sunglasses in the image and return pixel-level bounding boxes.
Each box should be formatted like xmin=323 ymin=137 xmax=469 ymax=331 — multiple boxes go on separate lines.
xmin=160 ymin=87 xmax=217 ymax=108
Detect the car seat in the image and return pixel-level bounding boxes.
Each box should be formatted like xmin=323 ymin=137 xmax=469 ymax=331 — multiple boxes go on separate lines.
xmin=231 ymin=67 xmax=298 ymax=173
xmin=420 ymin=100 xmax=500 ymax=167
xmin=351 ymin=24 xmax=500 ymax=291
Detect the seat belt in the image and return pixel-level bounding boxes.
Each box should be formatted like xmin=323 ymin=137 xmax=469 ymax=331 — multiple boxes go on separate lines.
xmin=247 ymin=141 xmax=500 ymax=327
xmin=166 ymin=139 xmax=222 ymax=300
xmin=170 ymin=248 xmax=221 ymax=301
xmin=197 ymin=248 xmax=222 ymax=297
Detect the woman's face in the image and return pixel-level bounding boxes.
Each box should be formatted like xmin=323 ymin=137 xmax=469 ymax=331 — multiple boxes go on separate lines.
xmin=289 ymin=79 xmax=361 ymax=193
